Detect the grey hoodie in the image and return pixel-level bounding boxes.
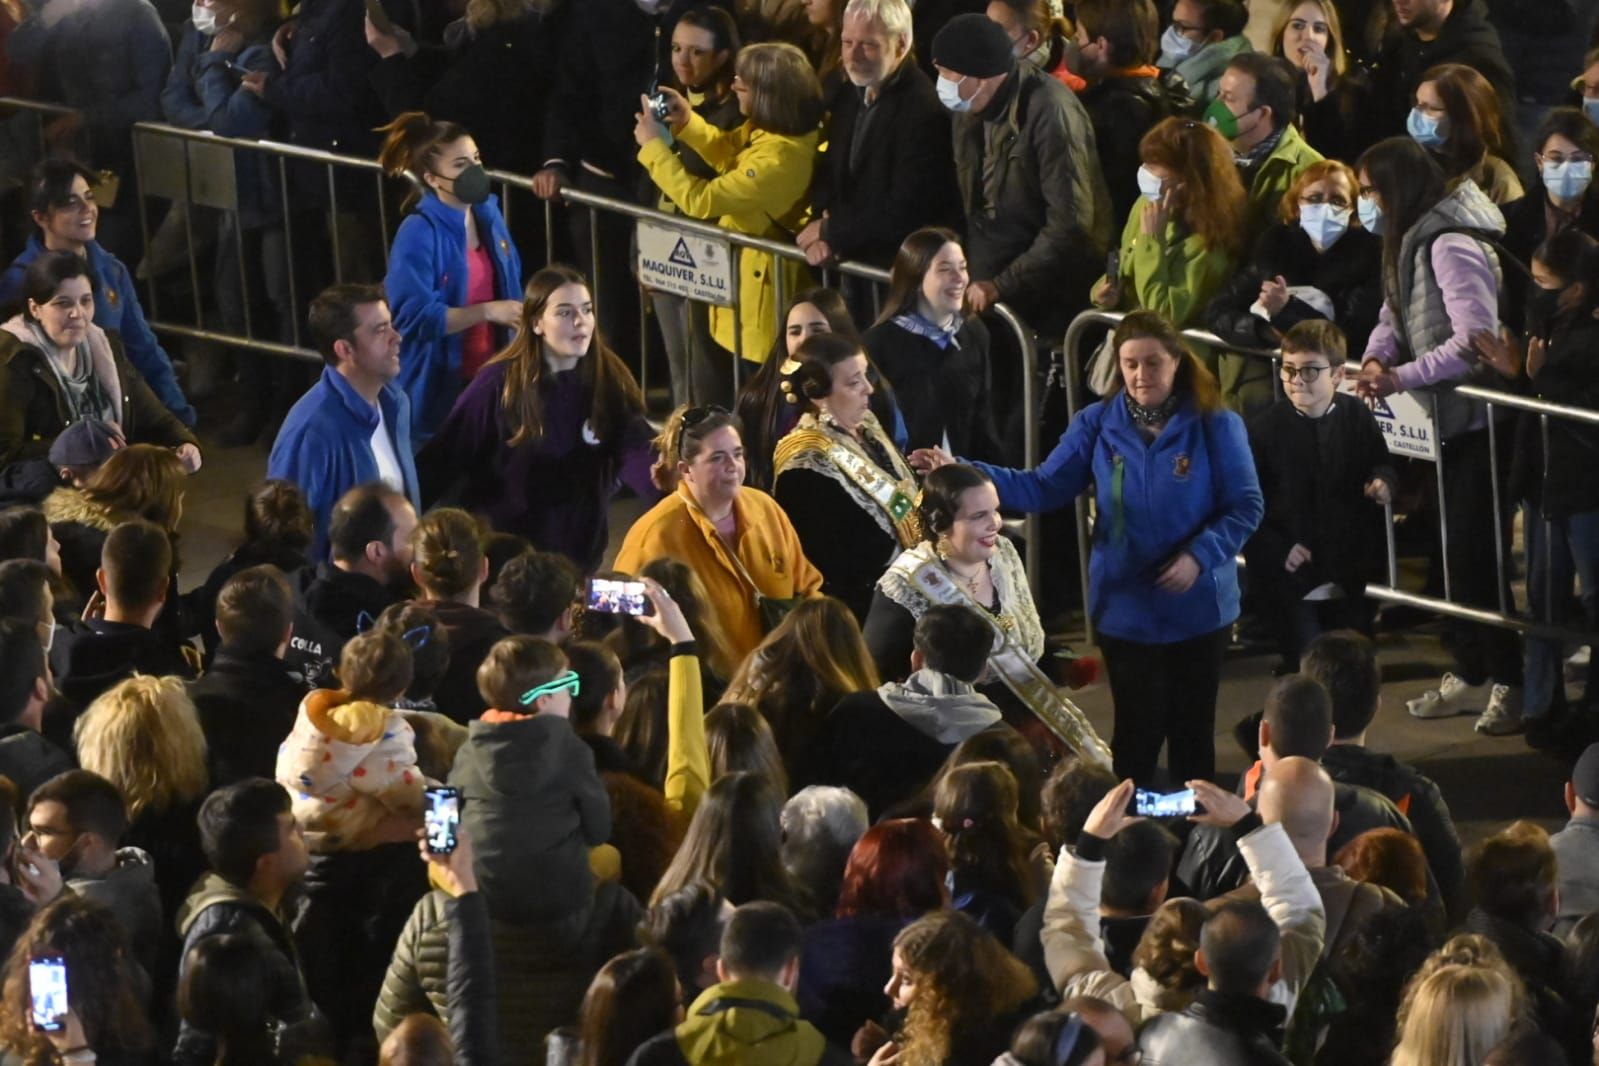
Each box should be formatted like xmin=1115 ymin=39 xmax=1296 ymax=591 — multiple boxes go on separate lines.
xmin=876 ymin=669 xmax=1002 ymax=744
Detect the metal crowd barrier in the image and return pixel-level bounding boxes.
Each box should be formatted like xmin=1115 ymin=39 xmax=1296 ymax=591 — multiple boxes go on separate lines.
xmin=1062 ymin=308 xmax=1599 ymax=649
xmin=0 ymin=102 xmax=1046 ymax=591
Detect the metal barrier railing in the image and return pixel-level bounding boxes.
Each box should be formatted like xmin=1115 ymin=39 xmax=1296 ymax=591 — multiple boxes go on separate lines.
xmin=0 ymin=99 xmax=1045 ymax=592
xmin=1063 ymin=308 xmax=1599 ymax=649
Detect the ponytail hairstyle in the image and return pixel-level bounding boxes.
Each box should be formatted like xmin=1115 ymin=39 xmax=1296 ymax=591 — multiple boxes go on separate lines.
xmin=651 ymin=404 xmax=744 ymax=493
xmin=933 ymin=760 xmax=1036 ymax=910
xmin=410 ymin=508 xmax=485 ymax=601
xmin=489 ymin=265 xmax=645 ymax=449
xmin=780 ymin=332 xmax=865 ymax=416
xmin=988 ymin=0 xmax=1072 ymax=71
xmin=376 ymin=111 xmax=473 ymax=212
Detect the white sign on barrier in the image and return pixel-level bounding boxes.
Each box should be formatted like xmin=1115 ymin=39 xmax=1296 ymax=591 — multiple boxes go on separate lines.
xmin=1336 ymin=381 xmax=1438 ymax=463
xmin=636 ymin=220 xmax=735 ymax=307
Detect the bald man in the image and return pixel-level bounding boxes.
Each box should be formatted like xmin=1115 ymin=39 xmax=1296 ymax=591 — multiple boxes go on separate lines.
xmin=1224 ymin=757 xmax=1403 ymax=972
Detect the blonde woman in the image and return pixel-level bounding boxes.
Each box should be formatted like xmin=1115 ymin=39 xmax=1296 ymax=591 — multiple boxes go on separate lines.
xmin=76 ymin=674 xmax=210 ymax=923
xmin=635 ymin=42 xmax=824 ymax=365
xmin=1391 ymin=964 xmax=1515 ymax=1066
xmin=1269 ymin=0 xmax=1375 ymax=162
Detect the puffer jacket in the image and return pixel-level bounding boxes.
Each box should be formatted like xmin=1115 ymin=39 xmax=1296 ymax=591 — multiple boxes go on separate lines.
xmin=1137 ymin=990 xmax=1291 ymax=1066
xmin=0 ymin=319 xmax=197 ymax=470
xmin=276 ymin=688 xmax=425 ymax=852
xmin=374 ymin=880 xmax=641 ymax=1053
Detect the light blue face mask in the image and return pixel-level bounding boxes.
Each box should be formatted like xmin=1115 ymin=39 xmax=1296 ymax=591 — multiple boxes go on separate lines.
xmin=1542 ymin=159 xmax=1594 ymax=202
xmin=936 ymin=73 xmax=971 ymax=113
xmin=1136 ymin=165 xmax=1165 ymax=203
xmin=1584 ymin=98 xmax=1599 ymax=127
xmin=1357 ymin=195 xmax=1383 ymax=237
xmin=1406 ymin=107 xmax=1448 ymax=149
xmin=1299 ymin=202 xmax=1350 ymax=250
xmin=1158 ymin=23 xmax=1197 ymax=66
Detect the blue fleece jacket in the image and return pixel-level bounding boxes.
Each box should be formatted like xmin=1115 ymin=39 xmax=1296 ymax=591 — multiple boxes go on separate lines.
xmin=386 ymin=192 xmax=522 ymax=444
xmin=0 ymin=236 xmax=196 ymax=427
xmin=972 ymin=396 xmax=1263 ymax=644
xmin=267 ymin=367 xmax=420 ymax=564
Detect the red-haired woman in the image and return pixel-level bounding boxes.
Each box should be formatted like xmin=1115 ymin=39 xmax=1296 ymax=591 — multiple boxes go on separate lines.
xmin=797 ymin=818 xmax=948 ymax=1047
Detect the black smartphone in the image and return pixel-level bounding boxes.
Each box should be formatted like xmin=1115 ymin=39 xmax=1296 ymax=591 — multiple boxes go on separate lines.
xmin=586 ymin=577 xmax=654 ymax=617
xmin=1105 ymin=249 xmax=1121 ymax=279
xmin=423 ymin=787 xmax=461 ymax=855
xmin=29 ymin=956 xmax=67 ymax=1033
xmin=1128 ymin=788 xmax=1200 ymax=818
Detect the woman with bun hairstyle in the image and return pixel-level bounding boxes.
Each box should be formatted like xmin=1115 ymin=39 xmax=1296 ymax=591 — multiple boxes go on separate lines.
xmin=381 ymin=111 xmax=523 ymax=443
xmin=417 ymin=265 xmax=656 ymax=572
xmin=772 ymin=333 xmax=921 ymax=621
xmin=739 ymin=287 xmax=905 ymax=491
xmin=614 ymin=404 xmax=821 ymax=664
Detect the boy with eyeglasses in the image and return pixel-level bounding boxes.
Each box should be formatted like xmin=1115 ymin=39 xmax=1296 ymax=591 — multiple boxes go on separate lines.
xmin=1243 ymin=320 xmax=1395 ymax=674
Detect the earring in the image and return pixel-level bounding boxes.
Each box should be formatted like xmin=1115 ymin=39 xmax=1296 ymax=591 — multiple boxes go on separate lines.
xmin=935 ymin=534 xmax=952 ymax=560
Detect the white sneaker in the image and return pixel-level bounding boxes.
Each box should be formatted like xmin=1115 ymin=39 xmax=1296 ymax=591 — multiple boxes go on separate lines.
xmin=1474 ymin=685 xmax=1524 ymax=736
xmin=1407 ymin=673 xmax=1492 ymax=719
xmin=1567 ymin=646 xmax=1592 ymax=683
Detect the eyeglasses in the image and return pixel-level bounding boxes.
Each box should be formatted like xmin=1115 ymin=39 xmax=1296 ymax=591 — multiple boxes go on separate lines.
xmin=1280 ymin=363 xmax=1332 ymax=382
xmin=520 ymin=670 xmax=581 ymax=705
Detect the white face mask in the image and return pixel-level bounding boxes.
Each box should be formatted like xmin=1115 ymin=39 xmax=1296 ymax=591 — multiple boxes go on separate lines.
xmin=40 ymin=620 xmax=55 ymax=655
xmin=1298 ymin=202 xmax=1351 ymax=251
xmin=936 ymin=73 xmax=972 ymax=113
xmin=1542 ymin=159 xmax=1594 ymax=202
xmin=1136 ymin=165 xmax=1165 ymax=203
xmin=191 ymin=2 xmax=218 ymax=34
xmin=1158 ymin=23 xmax=1198 ymax=66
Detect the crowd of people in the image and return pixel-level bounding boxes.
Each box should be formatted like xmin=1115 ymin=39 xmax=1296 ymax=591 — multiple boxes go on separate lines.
xmin=0 ymin=0 xmax=1597 ymax=1062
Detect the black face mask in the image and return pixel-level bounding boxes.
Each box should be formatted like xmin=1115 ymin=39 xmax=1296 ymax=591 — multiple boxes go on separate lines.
xmin=435 ymin=163 xmax=491 ymax=206
xmin=1525 ymin=284 xmax=1562 ymax=338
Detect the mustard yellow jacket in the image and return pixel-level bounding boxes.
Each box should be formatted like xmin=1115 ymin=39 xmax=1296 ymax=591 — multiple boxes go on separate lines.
xmin=639 ymin=114 xmax=820 ymax=362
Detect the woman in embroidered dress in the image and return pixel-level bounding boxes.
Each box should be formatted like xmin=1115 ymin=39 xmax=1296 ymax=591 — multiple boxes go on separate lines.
xmin=772 ymin=333 xmax=921 ymax=622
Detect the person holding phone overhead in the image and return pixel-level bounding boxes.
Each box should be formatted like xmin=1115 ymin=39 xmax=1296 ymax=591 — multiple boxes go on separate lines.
xmin=380 ymin=111 xmax=523 ymax=445
xmin=912 ymin=311 xmax=1262 ymax=786
xmin=415 ymin=265 xmax=656 ymax=572
xmin=615 ymin=404 xmax=822 ymax=665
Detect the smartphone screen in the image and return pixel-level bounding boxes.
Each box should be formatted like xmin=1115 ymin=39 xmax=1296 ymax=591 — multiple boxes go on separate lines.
xmin=1132 ymin=788 xmax=1198 ymax=818
xmin=586 ymin=578 xmax=654 ymax=617
xmin=424 ymin=787 xmax=460 ymax=855
xmin=29 ymin=957 xmax=67 ymax=1033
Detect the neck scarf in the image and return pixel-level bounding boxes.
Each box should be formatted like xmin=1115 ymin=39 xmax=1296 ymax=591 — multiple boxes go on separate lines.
xmin=1123 ymin=390 xmax=1180 ymax=426
xmin=892 ymin=310 xmax=963 ymax=350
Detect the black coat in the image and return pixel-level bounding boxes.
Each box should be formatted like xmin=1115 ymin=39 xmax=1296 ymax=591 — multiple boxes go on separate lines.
xmin=1298 ymin=68 xmax=1380 ymax=166
xmin=1321 ymin=744 xmax=1466 ymax=918
xmin=797 ymin=915 xmax=903 ymax=1048
xmin=1138 ymin=990 xmax=1290 ymax=1066
xmin=1509 ymin=312 xmax=1599 ymax=518
xmin=542 ymin=0 xmax=734 ymax=185
xmin=295 ymin=563 xmax=400 ymax=668
xmin=192 ymin=543 xmax=311 ymax=661
xmin=1371 ymin=0 xmax=1516 ymax=139
xmin=186 ymin=646 xmax=304 ymax=788
xmin=369 ymin=10 xmax=561 ymax=176
xmin=1500 ymin=191 xmax=1599 ymax=333
xmin=1243 ymin=393 xmax=1395 ymax=599
xmin=1177 ymin=781 xmax=1414 ymax=900
xmin=258 ymin=0 xmax=383 ymax=200
xmin=812 ymin=60 xmax=960 ymax=266
xmin=427 ymin=601 xmax=508 ymax=724
xmin=1204 ymin=223 xmax=1383 ymax=357
xmin=773 ymin=468 xmax=900 ymax=624
xmin=0 ymin=724 xmax=75 ymax=805
xmin=1078 ymin=71 xmax=1183 ymax=226
xmin=56 ymin=619 xmax=196 ymax=714
xmin=863 ymin=316 xmax=1003 ymax=462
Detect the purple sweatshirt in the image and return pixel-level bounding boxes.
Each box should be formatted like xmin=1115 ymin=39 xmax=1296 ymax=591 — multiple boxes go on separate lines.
xmin=416 ymin=362 xmax=659 ymax=570
xmin=1362 ymin=234 xmax=1496 ymax=431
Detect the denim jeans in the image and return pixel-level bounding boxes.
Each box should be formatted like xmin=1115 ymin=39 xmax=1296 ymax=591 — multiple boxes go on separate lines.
xmin=1523 ymin=502 xmax=1599 ymax=719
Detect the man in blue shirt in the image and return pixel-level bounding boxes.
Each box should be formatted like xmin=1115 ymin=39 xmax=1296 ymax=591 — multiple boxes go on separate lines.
xmin=0 ymin=160 xmax=196 ymax=427
xmin=268 ymin=282 xmax=420 ymax=563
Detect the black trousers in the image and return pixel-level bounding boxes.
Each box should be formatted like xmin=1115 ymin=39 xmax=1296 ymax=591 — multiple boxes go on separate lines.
xmin=1438 ymin=426 xmax=1522 ymax=685
xmin=1098 ymin=625 xmax=1231 ymax=786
